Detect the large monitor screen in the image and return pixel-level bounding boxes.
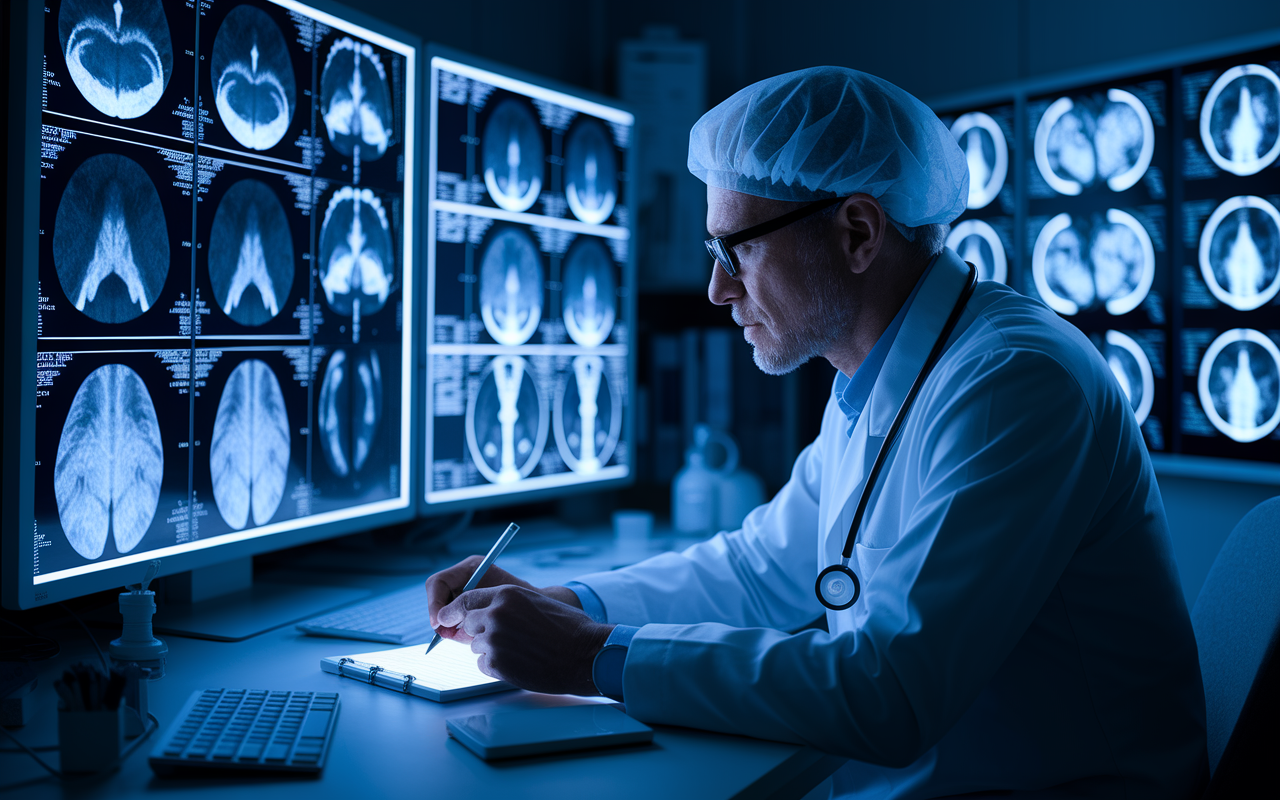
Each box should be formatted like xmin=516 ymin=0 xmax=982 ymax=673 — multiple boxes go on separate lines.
xmin=29 ymin=0 xmax=416 ymax=590
xmin=424 ymin=54 xmax=634 ymax=507
xmin=938 ymin=102 xmax=1016 ymax=285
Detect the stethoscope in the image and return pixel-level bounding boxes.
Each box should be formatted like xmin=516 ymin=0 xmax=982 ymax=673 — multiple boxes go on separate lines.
xmin=816 ymin=263 xmax=979 ymax=611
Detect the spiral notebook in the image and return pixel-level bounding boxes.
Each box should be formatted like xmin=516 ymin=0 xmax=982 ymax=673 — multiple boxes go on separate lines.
xmin=320 ymin=639 xmax=515 ymax=702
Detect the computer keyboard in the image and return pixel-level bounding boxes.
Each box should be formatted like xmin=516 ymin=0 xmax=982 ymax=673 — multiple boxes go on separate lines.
xmin=296 ymin=585 xmax=434 ymax=645
xmin=149 ymin=689 xmax=338 ymax=774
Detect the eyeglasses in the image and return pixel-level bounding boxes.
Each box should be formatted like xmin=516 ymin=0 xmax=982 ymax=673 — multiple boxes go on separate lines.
xmin=704 ymin=196 xmax=846 ymax=278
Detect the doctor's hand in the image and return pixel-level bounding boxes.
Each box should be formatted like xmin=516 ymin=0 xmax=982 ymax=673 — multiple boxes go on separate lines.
xmin=425 ymin=555 xmax=584 ymax=633
xmin=434 ymin=584 xmax=614 ymax=696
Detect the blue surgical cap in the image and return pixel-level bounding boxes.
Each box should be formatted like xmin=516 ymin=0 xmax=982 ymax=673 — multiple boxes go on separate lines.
xmin=688 ymin=67 xmax=968 ymax=231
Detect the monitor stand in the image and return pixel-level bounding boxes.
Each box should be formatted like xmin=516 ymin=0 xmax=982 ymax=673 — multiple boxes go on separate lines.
xmin=149 ymin=558 xmax=371 ymax=643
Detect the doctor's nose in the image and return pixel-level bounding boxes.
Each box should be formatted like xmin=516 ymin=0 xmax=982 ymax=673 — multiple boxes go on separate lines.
xmin=709 ymin=259 xmax=742 ymax=306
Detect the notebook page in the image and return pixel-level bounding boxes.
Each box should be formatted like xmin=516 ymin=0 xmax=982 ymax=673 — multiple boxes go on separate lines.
xmin=337 ymin=640 xmax=502 ymax=692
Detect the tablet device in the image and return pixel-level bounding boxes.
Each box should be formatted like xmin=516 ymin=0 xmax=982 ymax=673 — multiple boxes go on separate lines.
xmin=446 ymin=704 xmax=653 ymax=760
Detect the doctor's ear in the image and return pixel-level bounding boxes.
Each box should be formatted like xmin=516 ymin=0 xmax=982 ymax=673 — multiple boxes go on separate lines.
xmin=831 ymin=194 xmax=887 ymax=276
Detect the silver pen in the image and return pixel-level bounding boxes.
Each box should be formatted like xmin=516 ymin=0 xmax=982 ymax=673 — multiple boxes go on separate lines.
xmin=426 ymin=522 xmax=521 ymax=655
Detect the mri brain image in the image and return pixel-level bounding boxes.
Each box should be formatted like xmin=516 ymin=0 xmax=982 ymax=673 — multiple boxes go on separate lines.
xmin=945 ymin=219 xmax=1008 ymax=284
xmin=318 ymin=187 xmax=394 ymax=317
xmin=479 ymin=227 xmax=543 ymax=346
xmin=321 ymin=37 xmax=394 ymax=161
xmin=1102 ymin=331 xmax=1155 ymax=426
xmin=208 ymin=179 xmax=294 ymax=326
xmin=561 ymin=237 xmax=616 ymax=346
xmin=54 ymin=364 xmax=163 ymax=560
xmin=1200 ymin=64 xmax=1280 ymax=176
xmin=564 ymin=119 xmax=618 ymax=225
xmin=209 ymin=359 xmax=290 ymax=530
xmin=53 ymin=153 xmax=169 ymax=324
xmin=1198 ymin=329 xmax=1280 ymax=443
xmin=317 ymin=349 xmax=382 ymax=477
xmin=58 ymin=0 xmax=172 ymax=119
xmin=1031 ymin=209 xmax=1155 ymax=316
xmin=482 ymin=100 xmax=544 ymax=213
xmin=466 ymin=356 xmax=548 ymax=484
xmin=554 ymin=355 xmax=620 ymax=475
xmin=1035 ymin=90 xmax=1154 ymax=195
xmin=210 ymin=5 xmax=295 ymax=151
xmin=949 ymin=112 xmax=1008 ymax=210
xmin=1199 ymin=196 xmax=1280 ymax=311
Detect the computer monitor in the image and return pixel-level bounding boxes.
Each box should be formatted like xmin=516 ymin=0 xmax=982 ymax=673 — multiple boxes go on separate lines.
xmin=421 ymin=47 xmax=636 ymax=512
xmin=3 ymin=0 xmax=420 ymax=610
xmin=936 ymin=102 xmax=1015 ymax=287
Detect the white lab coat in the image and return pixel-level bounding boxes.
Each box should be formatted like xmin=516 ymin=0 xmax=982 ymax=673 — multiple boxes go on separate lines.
xmin=575 ymin=249 xmax=1206 ymax=798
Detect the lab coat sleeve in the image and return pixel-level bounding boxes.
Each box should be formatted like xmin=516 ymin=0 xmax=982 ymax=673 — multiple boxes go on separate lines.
xmin=616 ymin=348 xmax=1112 ymax=766
xmin=572 ymin=409 xmax=832 ymax=632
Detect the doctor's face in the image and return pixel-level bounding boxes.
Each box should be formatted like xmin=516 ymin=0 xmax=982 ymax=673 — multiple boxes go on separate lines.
xmin=706 ymin=186 xmax=856 ymax=375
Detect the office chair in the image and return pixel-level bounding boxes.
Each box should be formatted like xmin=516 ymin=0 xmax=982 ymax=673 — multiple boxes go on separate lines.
xmin=1191 ymin=495 xmax=1280 ymax=799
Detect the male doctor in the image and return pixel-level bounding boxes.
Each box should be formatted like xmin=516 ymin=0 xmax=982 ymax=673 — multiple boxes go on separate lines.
xmin=427 ymin=67 xmax=1207 ymax=798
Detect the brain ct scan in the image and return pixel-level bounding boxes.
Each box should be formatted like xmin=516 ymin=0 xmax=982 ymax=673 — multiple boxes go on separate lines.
xmin=210 ymin=359 xmax=290 ymax=530
xmin=54 ymin=364 xmax=163 ymax=560
xmin=210 ymin=5 xmax=296 ymax=152
xmin=208 ymin=179 xmax=295 ymax=326
xmin=482 ymin=100 xmax=544 ymax=213
xmin=1198 ymin=196 xmax=1280 ymax=311
xmin=53 ymin=153 xmax=169 ymax=324
xmin=58 ymin=0 xmax=173 ymax=119
xmin=946 ymin=219 xmax=1007 ymax=284
xmin=1103 ymin=331 xmax=1155 ymax=426
xmin=565 ymin=119 xmax=618 ymax=225
xmin=1200 ymin=64 xmax=1280 ymax=176
xmin=466 ymin=356 xmax=548 ymax=484
xmin=1198 ymin=329 xmax=1280 ymax=443
xmin=1035 ymin=90 xmax=1155 ymax=195
xmin=321 ymin=37 xmax=394 ymax=161
xmin=950 ymin=112 xmax=1008 ymax=210
xmin=318 ymin=187 xmax=394 ymax=317
xmin=317 ymin=349 xmax=382 ymax=477
xmin=479 ymin=227 xmax=543 ymax=346
xmin=1031 ymin=209 xmax=1155 ymax=316
xmin=562 ymin=238 xmax=617 ymax=346
xmin=554 ymin=356 xmax=621 ymax=475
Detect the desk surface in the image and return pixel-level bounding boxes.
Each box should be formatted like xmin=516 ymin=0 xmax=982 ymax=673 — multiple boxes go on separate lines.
xmin=2 ymin=535 xmax=843 ymax=799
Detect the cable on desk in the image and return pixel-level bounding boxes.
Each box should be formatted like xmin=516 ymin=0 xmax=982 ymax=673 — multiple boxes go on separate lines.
xmin=0 ymin=617 xmax=60 ymax=662
xmin=0 ymin=711 xmax=158 ymax=780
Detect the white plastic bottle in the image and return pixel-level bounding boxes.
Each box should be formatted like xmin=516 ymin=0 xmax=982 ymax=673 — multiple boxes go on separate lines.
xmin=673 ymin=426 xmax=719 ymax=534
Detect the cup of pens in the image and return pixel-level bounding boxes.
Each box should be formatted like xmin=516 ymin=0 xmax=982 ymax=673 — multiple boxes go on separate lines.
xmin=56 ymin=662 xmax=126 ymax=774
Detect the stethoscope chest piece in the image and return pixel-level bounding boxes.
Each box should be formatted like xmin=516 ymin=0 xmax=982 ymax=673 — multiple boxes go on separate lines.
xmin=816 ymin=563 xmax=860 ymax=611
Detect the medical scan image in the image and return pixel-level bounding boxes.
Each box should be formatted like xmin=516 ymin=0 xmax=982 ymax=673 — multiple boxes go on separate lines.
xmin=1102 ymin=330 xmax=1155 ymax=426
xmin=482 ymin=99 xmax=544 ymax=213
xmin=1198 ymin=329 xmax=1280 ymax=443
xmin=210 ymin=5 xmax=296 ymax=152
xmin=554 ymin=355 xmax=620 ymax=475
xmin=318 ymin=186 xmax=395 ymax=317
xmin=52 ymin=153 xmax=169 ymax=324
xmin=479 ymin=227 xmax=544 ymax=346
xmin=466 ymin=356 xmax=547 ymax=484
xmin=1035 ymin=90 xmax=1154 ymax=195
xmin=57 ymin=0 xmax=173 ymax=120
xmin=1199 ymin=196 xmax=1280 ymax=311
xmin=945 ymin=219 xmax=1008 ymax=284
xmin=564 ymin=118 xmax=618 ymax=225
xmin=209 ymin=359 xmax=290 ymax=530
xmin=316 ymin=349 xmax=382 ymax=477
xmin=949 ymin=112 xmax=1008 ymax=210
xmin=54 ymin=364 xmax=163 ymax=560
xmin=1031 ymin=210 xmax=1155 ymax=316
xmin=207 ymin=179 xmax=295 ymax=326
xmin=320 ymin=37 xmax=394 ymax=161
xmin=1200 ymin=64 xmax=1280 ymax=177
xmin=561 ymin=237 xmax=616 ymax=346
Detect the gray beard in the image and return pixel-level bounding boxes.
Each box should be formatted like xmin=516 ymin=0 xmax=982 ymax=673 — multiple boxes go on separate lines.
xmin=741 ymin=251 xmax=855 ymax=376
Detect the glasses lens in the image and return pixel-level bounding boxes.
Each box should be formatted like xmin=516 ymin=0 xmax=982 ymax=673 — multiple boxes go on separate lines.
xmin=706 ymin=238 xmax=737 ymax=277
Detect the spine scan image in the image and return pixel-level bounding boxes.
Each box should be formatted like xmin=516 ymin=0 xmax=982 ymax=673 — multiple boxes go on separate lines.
xmin=1200 ymin=65 xmax=1280 ymax=176
xmin=1031 ymin=210 xmax=1155 ymax=316
xmin=58 ymin=0 xmax=173 ymax=120
xmin=554 ymin=355 xmax=621 ymax=475
xmin=54 ymin=364 xmax=164 ymax=560
xmin=945 ymin=219 xmax=1008 ymax=284
xmin=317 ymin=349 xmax=383 ymax=477
xmin=1035 ymin=89 xmax=1154 ymax=195
xmin=1198 ymin=196 xmax=1280 ymax=311
xmin=482 ymin=100 xmax=544 ymax=213
xmin=210 ymin=5 xmax=296 ymax=152
xmin=321 ymin=37 xmax=394 ymax=160
xmin=949 ymin=112 xmax=1008 ymax=210
xmin=466 ymin=356 xmax=548 ymax=484
xmin=561 ymin=237 xmax=616 ymax=346
xmin=53 ymin=153 xmax=170 ymax=324
xmin=210 ymin=359 xmax=290 ymax=530
xmin=318 ymin=187 xmax=395 ymax=318
xmin=479 ymin=227 xmax=544 ymax=346
xmin=1198 ymin=329 xmax=1280 ymax=443
xmin=208 ymin=179 xmax=295 ymax=326
xmin=564 ymin=119 xmax=618 ymax=225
